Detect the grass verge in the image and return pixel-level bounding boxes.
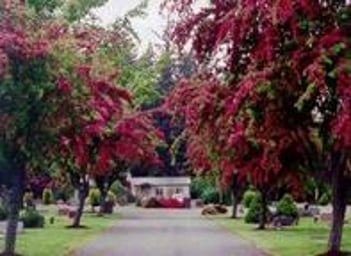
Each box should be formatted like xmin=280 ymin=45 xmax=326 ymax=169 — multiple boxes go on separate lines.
xmin=210 ymin=216 xmax=351 ymax=256
xmin=1 ymin=206 xmax=120 ymax=256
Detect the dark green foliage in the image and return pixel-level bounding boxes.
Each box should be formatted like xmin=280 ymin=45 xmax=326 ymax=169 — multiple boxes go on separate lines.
xmin=54 ymin=183 xmax=74 ymax=202
xmin=190 ymin=177 xmax=209 ymax=199
xmin=110 ymin=180 xmax=135 ymax=203
xmin=242 ymin=189 xmax=257 ymax=208
xmin=200 ymin=187 xmax=219 ymax=204
xmin=318 ymin=193 xmax=332 ymax=206
xmin=244 ymin=193 xmax=271 ymax=224
xmin=277 ymin=194 xmax=299 ymax=218
xmin=303 ymin=177 xmax=331 ymax=204
xmin=222 ymin=189 xmax=233 ymax=206
xmin=0 ymin=205 xmax=7 ymax=221
xmin=245 ymin=193 xmax=262 ymax=223
xmin=191 ymin=176 xmax=232 ymax=204
xmin=191 ymin=176 xmax=217 ymax=199
xmin=20 ymin=208 xmax=45 ymax=228
xmin=27 ymin=0 xmax=63 ymax=14
xmin=42 ymin=188 xmax=54 ymax=205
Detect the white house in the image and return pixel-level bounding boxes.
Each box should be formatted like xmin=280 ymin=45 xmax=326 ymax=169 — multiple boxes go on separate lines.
xmin=130 ymin=176 xmax=191 ymax=200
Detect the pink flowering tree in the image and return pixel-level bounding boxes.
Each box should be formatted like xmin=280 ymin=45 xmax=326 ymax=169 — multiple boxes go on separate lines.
xmin=164 ymin=0 xmax=350 ymax=253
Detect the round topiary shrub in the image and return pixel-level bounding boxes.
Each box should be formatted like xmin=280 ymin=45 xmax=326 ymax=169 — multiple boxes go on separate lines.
xmin=242 ymin=189 xmax=257 ymax=208
xmin=20 ymin=208 xmax=45 ymax=228
xmin=276 ymin=194 xmax=298 ymax=218
xmin=42 ymin=188 xmax=54 ymax=205
xmin=89 ymin=188 xmax=101 ymax=207
xmin=107 ymin=190 xmax=116 ymax=203
xmin=244 ymin=193 xmax=261 ymax=223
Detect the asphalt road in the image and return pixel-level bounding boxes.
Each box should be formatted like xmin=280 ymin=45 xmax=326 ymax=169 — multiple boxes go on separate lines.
xmin=73 ymin=207 xmax=265 ymax=256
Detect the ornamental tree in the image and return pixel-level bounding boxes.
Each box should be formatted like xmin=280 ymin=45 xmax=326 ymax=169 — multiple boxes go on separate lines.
xmin=0 ymin=2 xmax=163 ymax=254
xmin=0 ymin=2 xmax=62 ymax=254
xmin=164 ymin=0 xmax=350 ymax=252
xmin=48 ymin=21 xmax=162 ymax=226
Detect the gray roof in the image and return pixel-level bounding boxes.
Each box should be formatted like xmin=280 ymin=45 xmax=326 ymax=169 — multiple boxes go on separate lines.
xmin=131 ymin=177 xmax=191 ymax=186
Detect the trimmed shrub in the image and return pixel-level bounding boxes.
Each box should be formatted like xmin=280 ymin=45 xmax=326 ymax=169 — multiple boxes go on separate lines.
xmin=107 ymin=190 xmax=116 ymax=203
xmin=276 ymin=194 xmax=298 ymax=218
xmin=245 ymin=193 xmax=261 ymax=223
xmin=242 ymin=189 xmax=257 ymax=208
xmin=244 ymin=193 xmax=271 ymax=224
xmin=42 ymin=188 xmax=54 ymax=205
xmin=20 ymin=208 xmax=45 ymax=228
xmin=89 ymin=188 xmax=101 ymax=207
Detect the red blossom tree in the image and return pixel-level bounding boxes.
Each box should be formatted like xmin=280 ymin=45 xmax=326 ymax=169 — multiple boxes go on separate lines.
xmin=164 ymin=0 xmax=351 ymax=252
xmin=50 ymin=22 xmax=162 ymax=226
xmin=0 ymin=5 xmax=163 ymax=256
xmin=0 ymin=2 xmax=60 ymax=254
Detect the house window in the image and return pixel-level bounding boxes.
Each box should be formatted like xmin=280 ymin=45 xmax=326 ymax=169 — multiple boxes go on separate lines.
xmin=156 ymin=187 xmax=163 ymax=196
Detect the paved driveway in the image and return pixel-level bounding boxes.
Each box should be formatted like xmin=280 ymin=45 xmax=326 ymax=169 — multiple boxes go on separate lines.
xmin=73 ymin=207 xmax=265 ymax=256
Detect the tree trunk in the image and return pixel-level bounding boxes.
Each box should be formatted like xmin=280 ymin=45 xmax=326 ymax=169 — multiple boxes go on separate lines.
xmin=231 ymin=189 xmax=238 ymax=219
xmin=99 ymin=188 xmax=108 ymax=215
xmin=2 ymin=169 xmax=23 ymax=256
xmin=328 ymin=169 xmax=347 ymax=254
xmin=258 ymin=192 xmax=268 ymax=230
xmin=95 ymin=177 xmax=108 ymax=215
xmin=314 ymin=187 xmax=319 ymax=204
xmin=71 ymin=181 xmax=88 ymax=228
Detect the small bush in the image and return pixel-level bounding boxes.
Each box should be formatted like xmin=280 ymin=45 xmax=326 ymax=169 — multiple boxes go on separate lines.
xmin=0 ymin=205 xmax=7 ymax=221
xmin=244 ymin=193 xmax=271 ymax=224
xmin=276 ymin=194 xmax=298 ymax=218
xmin=89 ymin=188 xmax=101 ymax=207
xmin=318 ymin=193 xmax=331 ymax=206
xmin=107 ymin=190 xmax=116 ymax=203
xmin=245 ymin=193 xmax=261 ymax=223
xmin=20 ymin=208 xmax=45 ymax=228
xmin=242 ymin=189 xmax=257 ymax=208
xmin=42 ymin=188 xmax=54 ymax=205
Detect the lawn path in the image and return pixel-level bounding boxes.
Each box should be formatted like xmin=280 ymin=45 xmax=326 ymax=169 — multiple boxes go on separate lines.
xmin=73 ymin=206 xmax=266 ymax=256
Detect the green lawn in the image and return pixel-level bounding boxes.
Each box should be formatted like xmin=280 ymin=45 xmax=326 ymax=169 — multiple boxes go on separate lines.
xmin=2 ymin=206 xmax=120 ymax=256
xmin=211 ymin=215 xmax=351 ymax=256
